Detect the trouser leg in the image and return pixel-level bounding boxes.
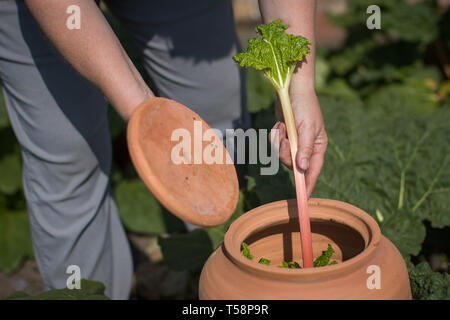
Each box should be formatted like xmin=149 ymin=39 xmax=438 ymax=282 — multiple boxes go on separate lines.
xmin=0 ymin=1 xmax=133 ymax=299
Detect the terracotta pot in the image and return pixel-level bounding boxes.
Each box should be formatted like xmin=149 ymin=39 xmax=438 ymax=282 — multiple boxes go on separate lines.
xmin=199 ymin=198 xmax=412 ymax=300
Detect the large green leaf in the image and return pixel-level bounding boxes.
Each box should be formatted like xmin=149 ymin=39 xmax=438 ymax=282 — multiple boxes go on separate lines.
xmin=383 ymin=2 xmax=440 ymax=46
xmin=329 ymin=39 xmax=377 ymax=76
xmin=407 ymin=259 xmax=450 ymax=300
xmin=311 ymin=97 xmax=450 ymax=256
xmin=0 ymin=210 xmax=33 ymax=275
xmin=366 ymin=83 xmax=438 ymax=119
xmin=114 ymin=179 xmax=186 ymax=235
xmin=4 ymin=279 xmax=110 ymax=300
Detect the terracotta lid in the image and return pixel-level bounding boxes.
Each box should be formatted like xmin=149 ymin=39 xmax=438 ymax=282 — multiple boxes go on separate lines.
xmin=127 ymin=97 xmax=239 ymax=227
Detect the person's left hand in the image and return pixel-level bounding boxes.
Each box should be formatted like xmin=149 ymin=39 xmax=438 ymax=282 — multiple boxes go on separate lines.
xmin=270 ymin=91 xmax=328 ymax=198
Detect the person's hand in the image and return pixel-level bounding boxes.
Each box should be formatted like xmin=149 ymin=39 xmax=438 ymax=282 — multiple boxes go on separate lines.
xmin=271 ymin=91 xmax=328 ymax=198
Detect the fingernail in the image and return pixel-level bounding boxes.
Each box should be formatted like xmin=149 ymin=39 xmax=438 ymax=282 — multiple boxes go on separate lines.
xmin=300 ymin=158 xmax=309 ymax=171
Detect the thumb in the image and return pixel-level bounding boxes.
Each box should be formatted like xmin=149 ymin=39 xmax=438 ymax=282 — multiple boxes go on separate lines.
xmin=296 ymin=126 xmax=315 ymax=172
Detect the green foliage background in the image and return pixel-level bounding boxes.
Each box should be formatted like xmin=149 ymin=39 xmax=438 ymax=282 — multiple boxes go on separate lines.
xmin=0 ymin=0 xmax=449 ymax=299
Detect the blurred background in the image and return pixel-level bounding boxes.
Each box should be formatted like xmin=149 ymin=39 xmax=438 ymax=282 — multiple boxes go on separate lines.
xmin=0 ymin=0 xmax=449 ymax=299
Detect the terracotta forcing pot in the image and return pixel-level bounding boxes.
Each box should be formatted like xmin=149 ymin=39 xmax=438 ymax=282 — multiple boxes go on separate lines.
xmin=199 ymin=198 xmax=412 ymax=300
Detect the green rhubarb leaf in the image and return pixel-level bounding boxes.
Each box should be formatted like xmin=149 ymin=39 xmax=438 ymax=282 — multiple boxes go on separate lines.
xmin=406 ymin=259 xmax=450 ymax=300
xmin=314 ymin=244 xmax=335 ymax=267
xmin=233 ymin=19 xmax=311 ymax=89
xmin=258 ymin=258 xmax=270 ymax=266
xmin=383 ymin=2 xmax=440 ymax=46
xmin=241 ymin=242 xmax=253 ymax=260
xmin=280 ymin=261 xmax=301 ymax=269
xmin=310 ymin=96 xmax=450 ymax=256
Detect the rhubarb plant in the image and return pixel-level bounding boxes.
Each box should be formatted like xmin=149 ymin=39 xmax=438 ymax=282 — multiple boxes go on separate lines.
xmin=233 ymin=20 xmax=314 ymax=267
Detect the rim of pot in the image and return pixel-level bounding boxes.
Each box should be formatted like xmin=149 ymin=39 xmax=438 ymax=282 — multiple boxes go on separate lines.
xmin=223 ymin=198 xmax=382 ymax=280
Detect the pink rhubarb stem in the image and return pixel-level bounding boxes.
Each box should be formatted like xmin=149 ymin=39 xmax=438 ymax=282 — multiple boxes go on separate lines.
xmin=291 ymin=152 xmax=314 ymax=268
xmin=278 ymin=87 xmax=314 ymax=268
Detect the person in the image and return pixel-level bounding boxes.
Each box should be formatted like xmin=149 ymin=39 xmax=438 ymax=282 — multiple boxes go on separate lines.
xmin=0 ymin=0 xmax=327 ymax=299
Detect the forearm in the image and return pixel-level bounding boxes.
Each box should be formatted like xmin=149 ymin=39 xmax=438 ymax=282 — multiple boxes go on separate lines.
xmin=25 ymin=0 xmax=153 ymax=121
xmin=259 ymin=0 xmax=316 ymax=95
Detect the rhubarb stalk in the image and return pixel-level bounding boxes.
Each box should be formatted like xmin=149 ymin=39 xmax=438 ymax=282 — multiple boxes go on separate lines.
xmin=278 ymin=89 xmax=314 ymax=268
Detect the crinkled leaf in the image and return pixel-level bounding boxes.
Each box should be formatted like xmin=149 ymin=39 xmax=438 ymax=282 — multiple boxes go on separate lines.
xmin=241 ymin=242 xmax=253 ymax=260
xmin=314 ymin=244 xmax=335 ymax=267
xmin=280 ymin=261 xmax=301 ymax=269
xmin=366 ymin=83 xmax=438 ymax=119
xmin=317 ymin=78 xmax=360 ymax=101
xmin=233 ymin=20 xmax=311 ymax=89
xmin=383 ymin=2 xmax=440 ymax=46
xmin=258 ymin=258 xmax=270 ymax=265
xmin=329 ymin=39 xmax=377 ymax=76
xmin=368 ymin=107 xmax=450 ymax=229
xmin=310 ymin=97 xmax=449 ymax=256
xmin=406 ymin=259 xmax=450 ymax=300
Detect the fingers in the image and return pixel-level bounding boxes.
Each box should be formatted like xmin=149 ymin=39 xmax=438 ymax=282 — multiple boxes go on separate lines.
xmin=296 ymin=123 xmax=315 ymax=172
xmin=305 ymin=151 xmax=325 ymax=198
xmin=305 ymin=130 xmax=328 ymax=197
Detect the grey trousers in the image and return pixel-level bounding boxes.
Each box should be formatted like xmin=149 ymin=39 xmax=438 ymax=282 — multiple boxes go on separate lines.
xmin=0 ymin=0 xmax=247 ymax=299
